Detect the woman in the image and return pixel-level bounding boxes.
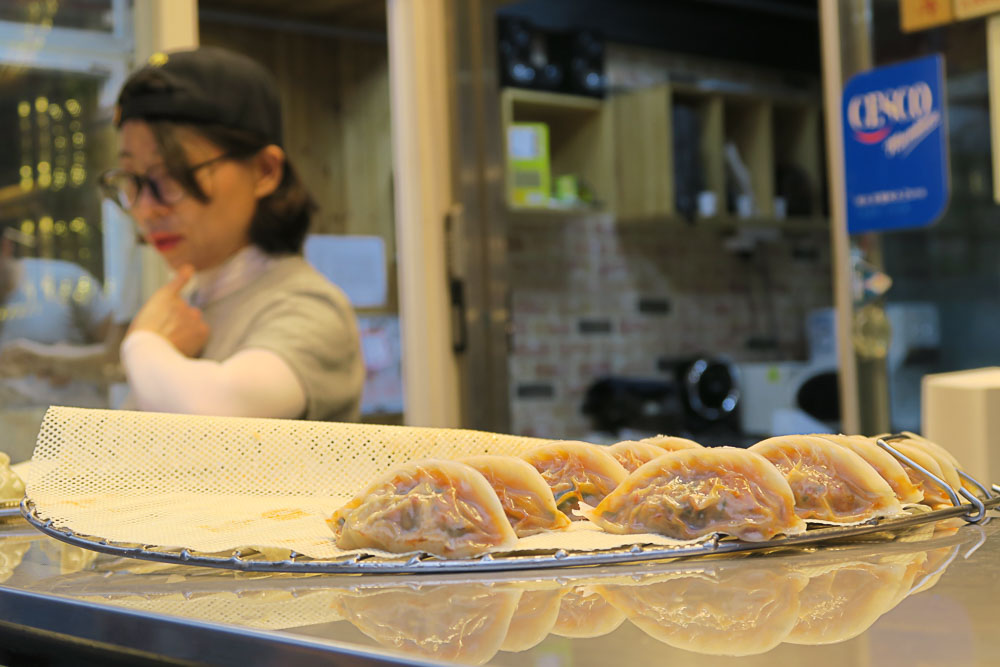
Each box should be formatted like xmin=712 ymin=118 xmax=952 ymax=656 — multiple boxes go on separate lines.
xmin=100 ymin=47 xmax=364 ymax=421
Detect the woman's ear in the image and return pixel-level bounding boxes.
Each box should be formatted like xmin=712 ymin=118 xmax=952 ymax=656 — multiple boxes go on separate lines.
xmin=252 ymin=145 xmax=285 ymax=199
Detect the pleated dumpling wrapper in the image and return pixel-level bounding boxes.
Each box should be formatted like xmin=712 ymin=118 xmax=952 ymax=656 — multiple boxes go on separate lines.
xmin=876 ymin=439 xmax=955 ymax=509
xmin=521 ymin=441 xmax=629 ymax=520
xmin=897 ymin=431 xmax=962 ymax=469
xmin=815 ymin=434 xmax=923 ymax=504
xmin=640 ymin=434 xmax=703 ymax=451
xmin=329 ymin=459 xmax=518 ymax=558
xmin=461 ymin=455 xmax=571 ymax=537
xmin=900 ymin=430 xmax=990 ymax=500
xmin=606 ymin=440 xmax=669 ymax=473
xmin=884 ymin=432 xmax=969 ymax=500
xmin=580 ymin=446 xmax=806 ymax=542
xmin=750 ymin=435 xmax=904 ymax=523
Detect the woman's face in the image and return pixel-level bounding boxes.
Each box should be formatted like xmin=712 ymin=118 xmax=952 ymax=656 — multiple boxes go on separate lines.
xmin=118 ymin=120 xmax=259 ymax=271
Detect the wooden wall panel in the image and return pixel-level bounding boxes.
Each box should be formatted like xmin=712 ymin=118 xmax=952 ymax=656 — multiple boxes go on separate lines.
xmin=199 ymin=22 xmax=394 ymax=266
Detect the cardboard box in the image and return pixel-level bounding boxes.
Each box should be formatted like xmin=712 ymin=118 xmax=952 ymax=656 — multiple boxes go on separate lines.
xmin=506 ymin=123 xmax=550 ymax=208
xmin=922 ymin=366 xmax=1000 ymax=482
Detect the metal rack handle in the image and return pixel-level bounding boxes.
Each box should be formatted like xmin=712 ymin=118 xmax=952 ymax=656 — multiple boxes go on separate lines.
xmin=876 ymin=435 xmax=988 ymax=524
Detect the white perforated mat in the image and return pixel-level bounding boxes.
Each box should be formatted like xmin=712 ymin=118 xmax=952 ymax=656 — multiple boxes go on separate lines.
xmin=26 ymin=407 xmax=697 ymax=561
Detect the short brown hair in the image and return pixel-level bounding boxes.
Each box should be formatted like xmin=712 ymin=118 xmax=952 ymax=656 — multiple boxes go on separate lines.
xmin=149 ymin=121 xmax=316 ymax=255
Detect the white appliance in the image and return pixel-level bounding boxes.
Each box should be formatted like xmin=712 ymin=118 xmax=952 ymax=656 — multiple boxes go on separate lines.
xmin=738 ymin=302 xmax=941 ymax=437
xmin=737 ymin=360 xmax=837 ymax=437
xmin=737 ymin=307 xmax=839 ymax=437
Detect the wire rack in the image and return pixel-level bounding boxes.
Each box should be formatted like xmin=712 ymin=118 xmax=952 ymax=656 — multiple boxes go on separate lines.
xmin=16 ymin=435 xmax=1000 ymax=575
xmin=22 ymin=523 xmax=983 ymax=599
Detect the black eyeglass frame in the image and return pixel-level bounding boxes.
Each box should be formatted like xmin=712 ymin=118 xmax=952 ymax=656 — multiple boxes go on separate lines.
xmin=98 ymin=152 xmax=234 ymax=211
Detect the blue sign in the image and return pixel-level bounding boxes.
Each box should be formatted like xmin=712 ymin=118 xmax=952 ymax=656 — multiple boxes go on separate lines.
xmin=843 ymin=54 xmax=950 ymax=234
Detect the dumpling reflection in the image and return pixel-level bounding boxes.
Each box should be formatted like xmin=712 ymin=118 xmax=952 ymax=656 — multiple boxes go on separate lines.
xmin=500 ymin=584 xmax=565 ymax=652
xmin=39 ymin=541 xmax=98 ymax=575
xmin=598 ymin=566 xmax=807 ymax=656
xmin=908 ymin=542 xmax=960 ymax=594
xmin=0 ymin=537 xmax=34 ymax=583
xmin=785 ymin=557 xmax=914 ymax=645
xmin=334 ymin=583 xmax=521 ymax=665
xmin=550 ymin=585 xmax=626 ymax=638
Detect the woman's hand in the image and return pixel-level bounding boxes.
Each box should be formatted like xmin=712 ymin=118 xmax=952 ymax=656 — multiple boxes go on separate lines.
xmin=128 ymin=265 xmax=210 ymax=358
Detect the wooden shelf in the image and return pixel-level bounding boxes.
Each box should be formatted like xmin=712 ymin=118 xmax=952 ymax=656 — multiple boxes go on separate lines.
xmin=723 ymin=95 xmax=774 ymax=217
xmin=499 ymin=82 xmax=825 ymax=231
xmin=501 ymin=88 xmax=603 ymax=113
xmin=611 ymin=82 xmax=823 ymax=227
xmin=501 ymin=87 xmax=615 ymax=211
xmin=505 ymin=205 xmax=608 ymax=225
xmin=697 ymin=215 xmax=829 ymax=233
xmin=773 ymin=102 xmax=824 ymax=219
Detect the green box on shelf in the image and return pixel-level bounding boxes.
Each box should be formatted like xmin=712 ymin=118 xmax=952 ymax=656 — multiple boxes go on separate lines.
xmin=506 ymin=122 xmax=551 ymax=208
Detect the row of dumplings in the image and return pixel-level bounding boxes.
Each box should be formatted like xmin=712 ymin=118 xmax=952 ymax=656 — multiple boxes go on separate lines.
xmin=328 ymin=431 xmax=970 ymax=558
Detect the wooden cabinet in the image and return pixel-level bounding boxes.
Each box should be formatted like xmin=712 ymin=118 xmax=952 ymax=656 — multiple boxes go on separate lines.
xmin=610 ymin=84 xmax=825 ymax=229
xmin=500 ymin=87 xmax=615 ymax=212
xmin=499 ymin=83 xmax=825 ymax=230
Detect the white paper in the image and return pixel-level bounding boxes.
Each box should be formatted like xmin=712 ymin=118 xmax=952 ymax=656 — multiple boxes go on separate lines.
xmin=304 ymin=235 xmax=386 ymax=308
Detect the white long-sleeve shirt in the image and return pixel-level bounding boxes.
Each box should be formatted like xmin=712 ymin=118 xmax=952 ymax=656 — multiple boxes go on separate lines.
xmin=120 ymin=247 xmax=307 ymax=418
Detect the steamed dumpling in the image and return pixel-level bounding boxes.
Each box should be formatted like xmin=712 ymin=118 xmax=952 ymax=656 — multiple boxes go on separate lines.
xmin=898 ymin=431 xmax=987 ymax=499
xmin=815 ymin=434 xmax=923 ymax=504
xmin=896 ymin=431 xmax=961 ymax=468
xmin=750 ymin=435 xmax=903 ymax=524
xmin=580 ymin=447 xmax=806 ymax=542
xmin=606 ymin=440 xmax=668 ymax=473
xmin=878 ymin=440 xmax=955 ymax=509
xmin=884 ymin=433 xmax=964 ymax=498
xmin=521 ymin=441 xmax=628 ymax=520
xmin=461 ymin=455 xmax=571 ymax=537
xmin=329 ymin=459 xmax=518 ymax=558
xmin=640 ymin=434 xmax=703 ymax=451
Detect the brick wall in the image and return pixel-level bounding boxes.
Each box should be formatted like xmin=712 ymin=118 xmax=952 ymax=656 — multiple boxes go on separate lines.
xmin=507 ymin=214 xmax=832 ymax=439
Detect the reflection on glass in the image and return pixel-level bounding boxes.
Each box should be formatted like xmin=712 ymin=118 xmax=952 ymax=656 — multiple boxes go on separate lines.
xmin=0 ymin=452 xmax=25 ymax=501
xmin=0 ymin=524 xmax=975 ymax=662
xmin=0 ymin=537 xmax=32 ymax=583
xmin=785 ymin=557 xmax=917 ymax=645
xmin=869 ymin=7 xmax=997 ymax=432
xmin=0 ymin=0 xmax=115 ymax=32
xmin=0 ymin=62 xmax=120 ymax=460
xmin=550 ymin=584 xmax=626 ymax=638
xmin=599 ymin=566 xmax=807 ymax=656
xmin=334 ymin=584 xmax=521 ymax=666
xmin=500 ymin=584 xmax=564 ymax=653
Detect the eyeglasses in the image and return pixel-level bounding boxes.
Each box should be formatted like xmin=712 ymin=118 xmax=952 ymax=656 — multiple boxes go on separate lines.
xmin=98 ymin=153 xmax=232 ymax=211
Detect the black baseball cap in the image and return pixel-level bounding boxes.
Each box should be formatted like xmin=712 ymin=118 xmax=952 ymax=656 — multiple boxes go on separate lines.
xmin=115 ymin=46 xmax=283 ymax=147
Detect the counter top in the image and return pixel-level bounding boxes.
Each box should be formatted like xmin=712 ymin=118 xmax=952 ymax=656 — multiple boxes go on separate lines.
xmin=1 ymin=514 xmax=998 ymax=666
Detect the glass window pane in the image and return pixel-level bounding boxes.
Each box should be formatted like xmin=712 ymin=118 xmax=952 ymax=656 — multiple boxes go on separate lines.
xmin=871 ymin=3 xmax=994 ymax=432
xmin=0 ymin=0 xmax=115 ymax=33
xmin=0 ymin=63 xmax=122 ymax=462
